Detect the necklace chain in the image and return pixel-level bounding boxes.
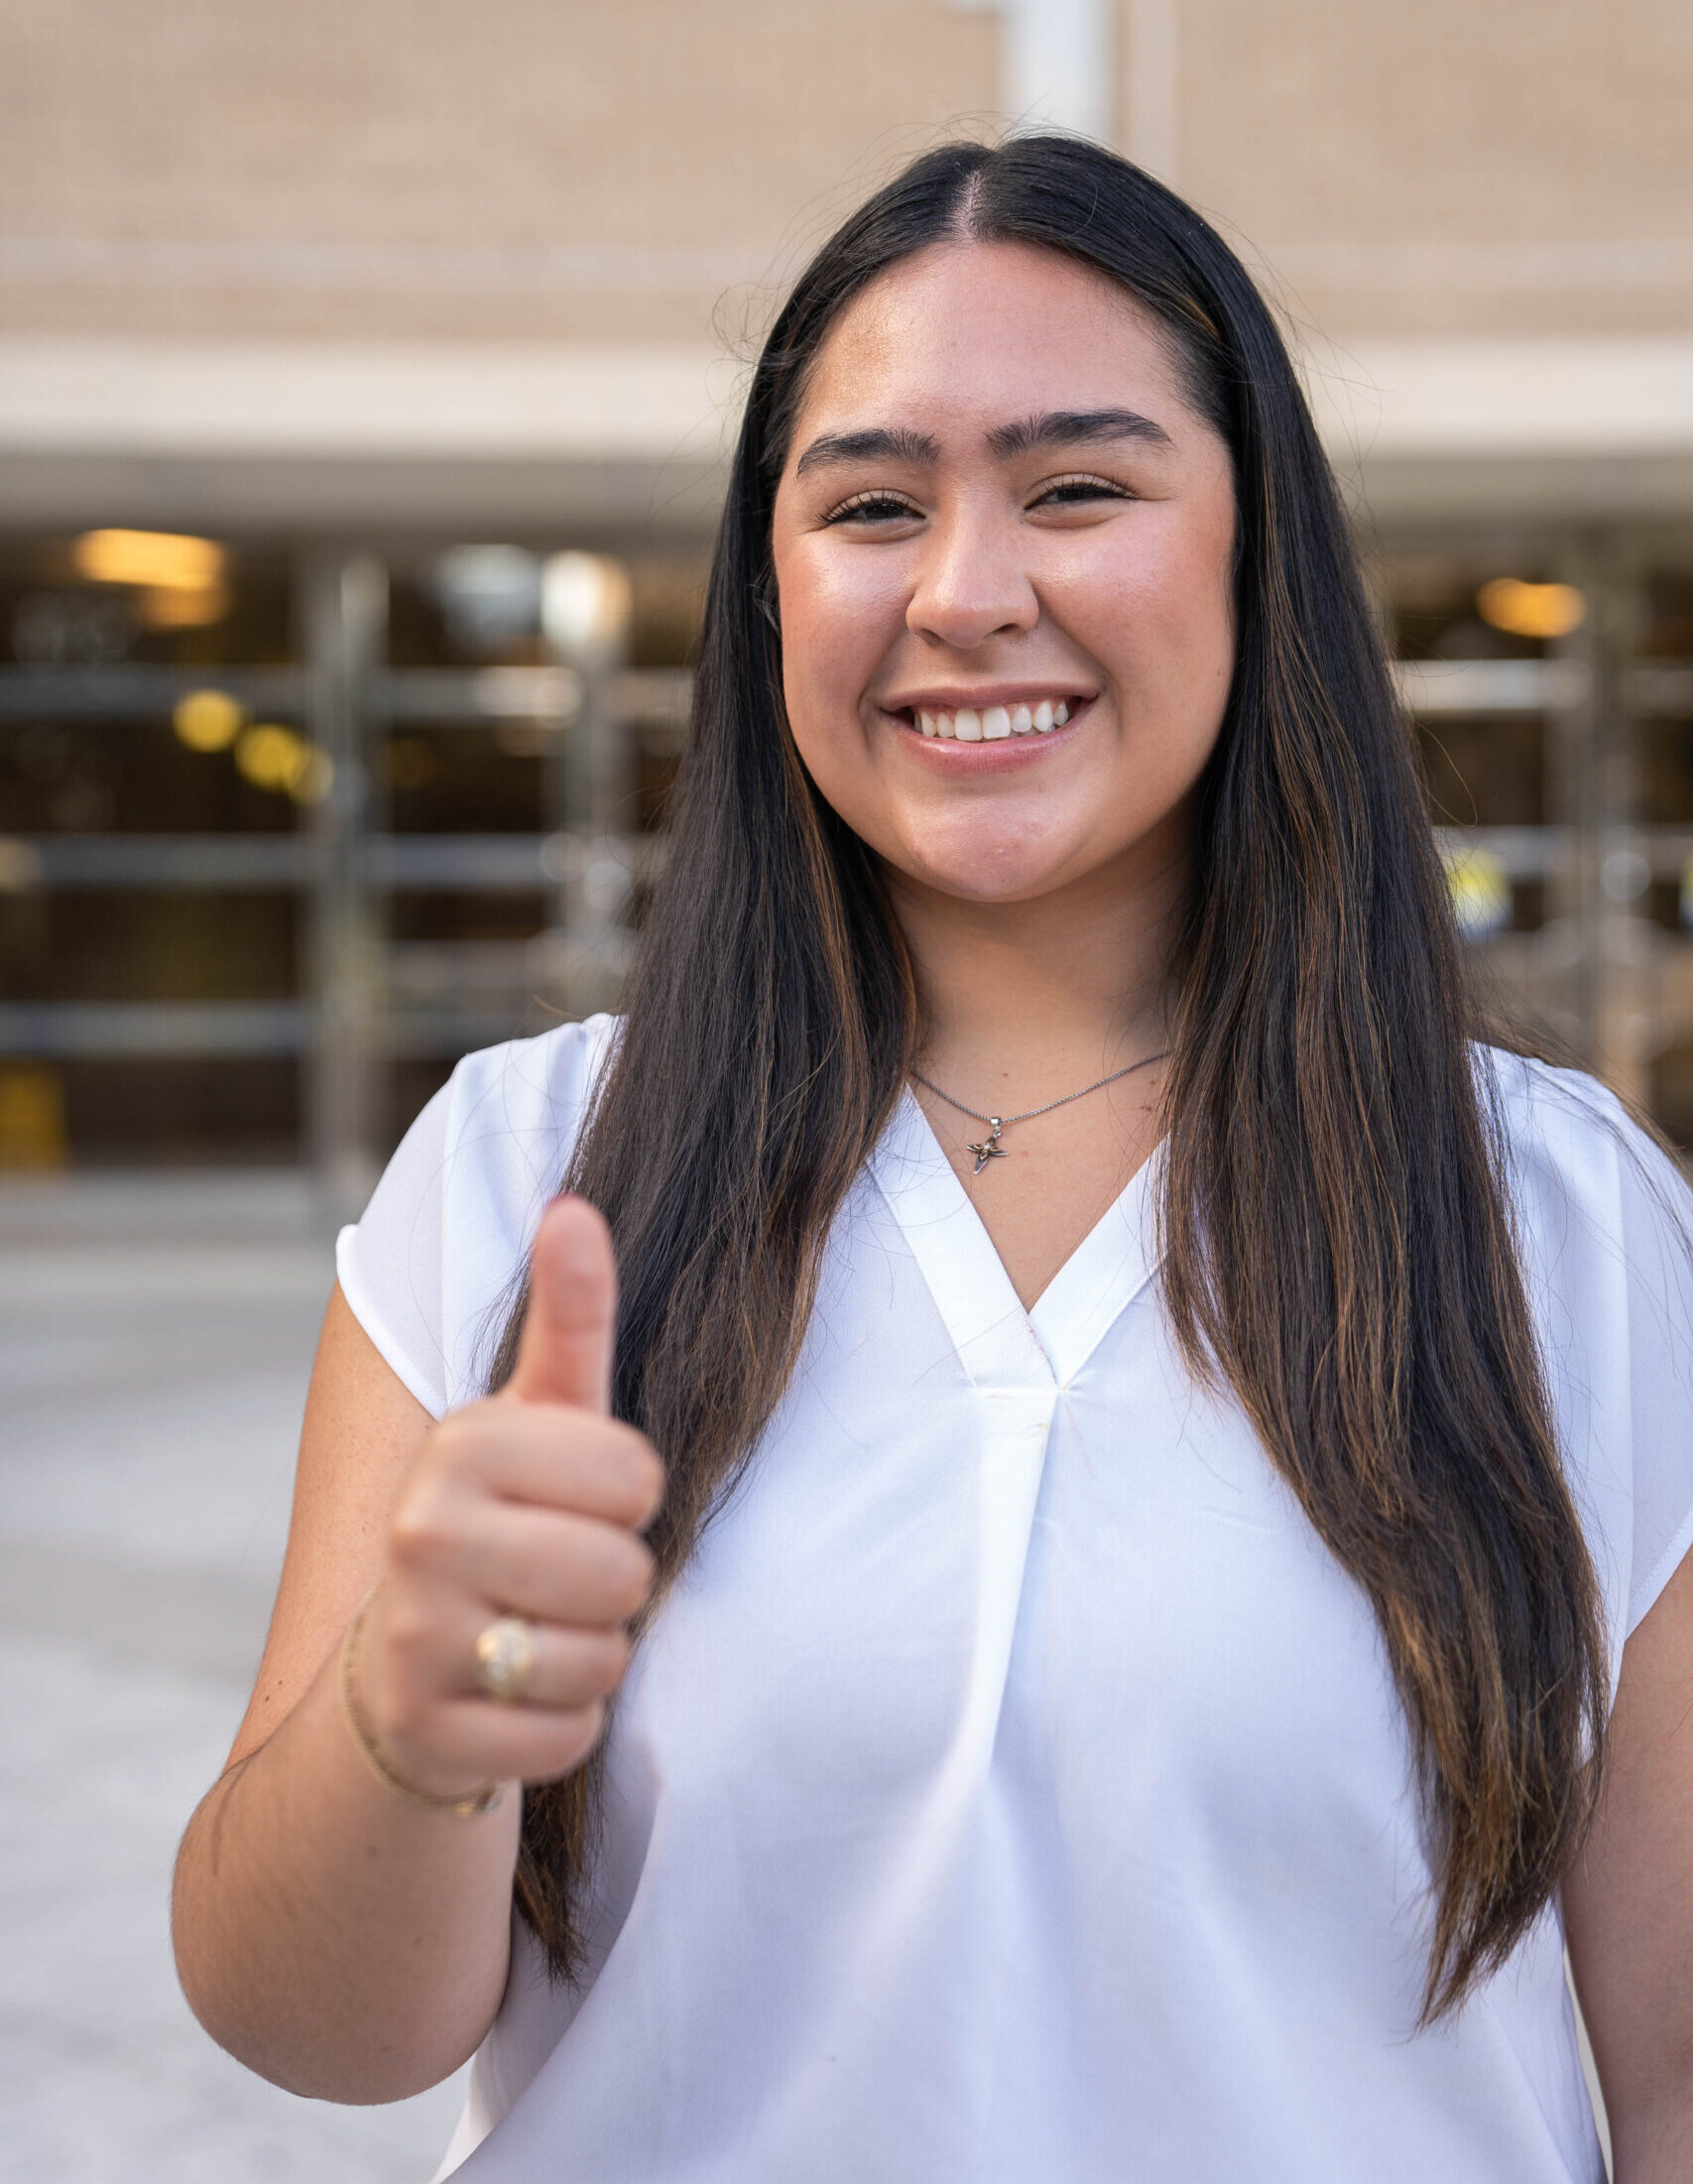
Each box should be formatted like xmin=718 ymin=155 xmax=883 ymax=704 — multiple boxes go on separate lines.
xmin=910 ymin=1049 xmax=1169 ymax=1176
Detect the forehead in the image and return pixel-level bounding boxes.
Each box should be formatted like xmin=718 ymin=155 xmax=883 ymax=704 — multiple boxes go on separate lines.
xmin=790 ymin=240 xmax=1194 ymax=447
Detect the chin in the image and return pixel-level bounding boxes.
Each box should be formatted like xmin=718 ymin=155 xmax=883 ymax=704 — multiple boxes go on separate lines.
xmin=888 ymin=805 xmax=1079 ymax=899
xmin=902 ymin=845 xmax=1081 ymax=905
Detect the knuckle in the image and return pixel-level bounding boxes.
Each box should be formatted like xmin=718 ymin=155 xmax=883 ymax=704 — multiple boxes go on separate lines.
xmin=608 ymin=1536 xmax=656 ymax=1617
xmin=626 ymin=1439 xmax=666 ymax=1518
xmin=535 ymin=1702 xmax=606 ymax=1779
xmin=378 ymin=1674 xmax=432 ymax=1748
xmin=594 ymin=1421 xmax=661 ymax=1493
xmin=580 ymin=1628 xmax=631 ymax=1691
xmin=429 ymin=1404 xmax=513 ymax=1489
xmin=382 ymin=1599 xmax=437 ymax=1675
xmin=423 ymin=1409 xmax=481 ymax=1474
xmin=388 ymin=1497 xmax=459 ymax=1575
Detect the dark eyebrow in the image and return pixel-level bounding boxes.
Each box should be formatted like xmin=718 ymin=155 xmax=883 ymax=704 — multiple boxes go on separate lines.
xmin=793 ymin=426 xmax=942 ymax=477
xmin=793 ymin=409 xmax=1173 ymax=481
xmin=986 ymin=408 xmax=1174 ymax=458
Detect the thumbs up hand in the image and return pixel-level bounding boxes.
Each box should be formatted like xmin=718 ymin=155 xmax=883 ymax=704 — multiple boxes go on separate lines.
xmin=356 ymin=1197 xmax=664 ymax=1803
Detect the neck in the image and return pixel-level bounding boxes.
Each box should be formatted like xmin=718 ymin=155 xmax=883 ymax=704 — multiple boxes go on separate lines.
xmin=888 ymin=816 xmax=1191 ymax=1101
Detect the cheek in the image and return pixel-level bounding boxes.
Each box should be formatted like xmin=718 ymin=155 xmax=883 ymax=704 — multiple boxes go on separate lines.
xmin=1058 ymin=513 xmax=1236 ymax=723
xmin=775 ymin=542 xmax=906 ymax=730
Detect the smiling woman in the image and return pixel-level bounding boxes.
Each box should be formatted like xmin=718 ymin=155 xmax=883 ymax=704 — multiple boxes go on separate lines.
xmin=769 ymin=237 xmax=1236 ymax=1303
xmin=172 ymin=138 xmax=1693 ymax=2184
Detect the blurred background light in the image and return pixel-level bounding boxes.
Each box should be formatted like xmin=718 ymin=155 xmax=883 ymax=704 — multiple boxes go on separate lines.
xmin=1443 ymin=843 xmax=1512 ymax=938
xmin=430 ymin=545 xmax=542 ymax=657
xmin=1602 ymin=846 xmax=1652 ymax=904
xmin=138 ymin=579 xmax=233 ymax=631
xmin=541 ymin=550 xmax=634 ymax=666
xmin=172 ymin=687 xmax=247 ymax=752
xmin=1475 ymin=578 xmax=1588 ymax=641
xmin=0 ymin=1061 xmax=68 ymax=1170
xmin=233 ymin=723 xmax=333 ymax=802
xmin=0 ymin=837 xmax=46 ymax=892
xmin=71 ymin=528 xmax=228 ymax=590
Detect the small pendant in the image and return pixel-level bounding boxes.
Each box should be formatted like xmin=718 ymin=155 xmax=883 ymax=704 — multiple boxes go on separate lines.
xmin=964 ymin=1118 xmax=1009 ymax=1176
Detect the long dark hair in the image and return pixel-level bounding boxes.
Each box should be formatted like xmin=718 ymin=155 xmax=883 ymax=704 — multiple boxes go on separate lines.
xmin=492 ymin=135 xmax=1607 ymax=2021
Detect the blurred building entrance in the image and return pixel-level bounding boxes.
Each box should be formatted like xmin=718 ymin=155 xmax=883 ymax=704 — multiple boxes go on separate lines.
xmin=3 ymin=521 xmax=1693 ymax=1192
xmin=0 ymin=532 xmax=702 ymax=1211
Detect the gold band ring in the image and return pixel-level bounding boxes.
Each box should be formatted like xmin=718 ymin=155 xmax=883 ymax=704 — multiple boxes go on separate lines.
xmin=473 ymin=1614 xmax=538 ymax=1703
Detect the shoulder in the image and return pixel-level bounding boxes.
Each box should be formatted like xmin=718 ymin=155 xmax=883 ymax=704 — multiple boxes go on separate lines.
xmin=423 ymin=1012 xmax=624 ymax=1267
xmin=1478 ymin=1039 xmax=1626 ymax=1150
xmin=1476 ymin=1043 xmax=1687 ymax=1245
xmin=1478 ymin=1045 xmax=1693 ymax=1650
xmin=336 ymin=1016 xmax=620 ymax=1416
xmin=1475 ymin=1043 xmax=1693 ymax=1456
xmin=432 ymin=1012 xmax=621 ymax=1175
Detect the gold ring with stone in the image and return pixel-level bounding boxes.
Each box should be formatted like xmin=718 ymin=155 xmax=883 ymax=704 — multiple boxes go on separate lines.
xmin=473 ymin=1614 xmax=538 ymax=1702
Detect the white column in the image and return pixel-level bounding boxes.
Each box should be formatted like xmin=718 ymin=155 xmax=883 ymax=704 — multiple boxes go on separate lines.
xmin=947 ymin=0 xmax=1115 ymax=143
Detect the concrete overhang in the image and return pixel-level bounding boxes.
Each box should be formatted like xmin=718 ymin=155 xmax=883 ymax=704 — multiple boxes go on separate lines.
xmin=1301 ymin=337 xmax=1693 ymax=528
xmin=0 ymin=334 xmax=1690 ymax=539
xmin=0 ymin=340 xmax=743 ymax=540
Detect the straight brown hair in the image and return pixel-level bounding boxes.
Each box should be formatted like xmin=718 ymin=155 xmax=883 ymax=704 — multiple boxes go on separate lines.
xmin=491 ymin=135 xmax=1609 ymax=2022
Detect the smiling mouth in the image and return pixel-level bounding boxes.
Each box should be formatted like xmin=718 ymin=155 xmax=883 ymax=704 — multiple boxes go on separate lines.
xmin=893 ymin=695 xmax=1086 ymax=742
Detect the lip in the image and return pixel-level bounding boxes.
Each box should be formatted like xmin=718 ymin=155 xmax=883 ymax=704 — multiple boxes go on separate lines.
xmin=876 ymin=691 xmax=1097 ymax=766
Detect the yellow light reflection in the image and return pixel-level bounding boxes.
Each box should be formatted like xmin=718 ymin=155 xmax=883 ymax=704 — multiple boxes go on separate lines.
xmin=290 ymin=748 xmax=334 ymax=804
xmin=173 ymin=688 xmax=246 ymax=752
xmin=72 ymin=528 xmax=229 ymax=590
xmin=1444 ymin=844 xmax=1512 ymax=938
xmin=140 ymin=581 xmax=232 ymax=631
xmin=234 ymin=723 xmax=333 ymax=803
xmin=1475 ymin=578 xmax=1586 ymax=641
xmin=0 ymin=1063 xmax=68 ymax=1171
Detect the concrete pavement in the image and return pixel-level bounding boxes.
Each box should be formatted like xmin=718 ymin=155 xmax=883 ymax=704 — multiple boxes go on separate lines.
xmin=0 ymin=1170 xmax=466 ymax=2183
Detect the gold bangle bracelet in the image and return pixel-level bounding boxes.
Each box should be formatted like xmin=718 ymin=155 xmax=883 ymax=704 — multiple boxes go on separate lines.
xmin=338 ymin=1589 xmax=504 ymax=1818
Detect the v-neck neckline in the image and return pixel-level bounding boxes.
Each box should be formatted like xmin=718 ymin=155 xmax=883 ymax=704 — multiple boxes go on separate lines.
xmin=867 ymin=1086 xmax=1163 ymax=1392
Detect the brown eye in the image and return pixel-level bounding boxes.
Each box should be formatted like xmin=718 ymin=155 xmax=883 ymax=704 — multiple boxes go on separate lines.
xmin=1033 ymin=475 xmax=1135 ymax=509
xmin=821 ymin=492 xmax=920 ymax=527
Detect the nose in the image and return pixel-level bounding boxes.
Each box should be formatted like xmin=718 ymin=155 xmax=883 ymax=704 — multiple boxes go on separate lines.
xmin=906 ymin=502 xmax=1038 ymax=651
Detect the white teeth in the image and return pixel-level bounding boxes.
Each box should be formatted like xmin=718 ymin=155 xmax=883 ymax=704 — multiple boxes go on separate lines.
xmin=914 ymin=698 xmax=1078 ymax=741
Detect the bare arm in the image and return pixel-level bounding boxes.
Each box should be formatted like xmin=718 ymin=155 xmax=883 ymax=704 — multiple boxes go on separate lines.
xmin=1565 ymin=1541 xmax=1693 ymax=2183
xmin=171 ymin=1202 xmax=662 ymax=2103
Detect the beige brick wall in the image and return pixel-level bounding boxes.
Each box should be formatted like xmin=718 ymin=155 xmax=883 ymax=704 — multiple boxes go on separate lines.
xmin=1176 ymin=0 xmax=1693 ymax=336
xmin=0 ymin=0 xmax=997 ymax=342
xmin=0 ymin=0 xmax=1687 ymax=403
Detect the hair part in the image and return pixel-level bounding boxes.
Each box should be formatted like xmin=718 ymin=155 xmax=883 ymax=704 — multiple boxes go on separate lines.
xmin=493 ymin=134 xmax=1608 ymax=2021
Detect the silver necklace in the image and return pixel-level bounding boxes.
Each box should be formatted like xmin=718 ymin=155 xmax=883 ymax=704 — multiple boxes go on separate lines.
xmin=911 ymin=1050 xmax=1170 ymax=1176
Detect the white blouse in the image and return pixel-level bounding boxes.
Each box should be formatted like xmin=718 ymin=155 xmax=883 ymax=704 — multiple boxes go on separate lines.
xmin=337 ymin=1016 xmax=1693 ymax=2184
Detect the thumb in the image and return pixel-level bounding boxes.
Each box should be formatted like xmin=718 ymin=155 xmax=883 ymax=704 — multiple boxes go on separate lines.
xmin=508 ymin=1195 xmax=617 ymax=1412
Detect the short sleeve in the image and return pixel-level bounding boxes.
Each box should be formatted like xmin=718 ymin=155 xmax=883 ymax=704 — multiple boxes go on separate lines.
xmin=1491 ymin=1052 xmax=1693 ymax=1681
xmin=1609 ymin=1101 xmax=1693 ymax=1629
xmin=335 ymin=1015 xmax=620 ymax=1418
xmin=336 ymin=1068 xmax=454 ymax=1415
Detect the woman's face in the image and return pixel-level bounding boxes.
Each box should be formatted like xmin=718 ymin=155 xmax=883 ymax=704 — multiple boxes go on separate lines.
xmin=771 ymin=240 xmax=1238 ymax=909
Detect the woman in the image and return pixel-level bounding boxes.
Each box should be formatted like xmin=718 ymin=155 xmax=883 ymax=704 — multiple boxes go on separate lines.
xmin=173 ymin=138 xmax=1693 ymax=2181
